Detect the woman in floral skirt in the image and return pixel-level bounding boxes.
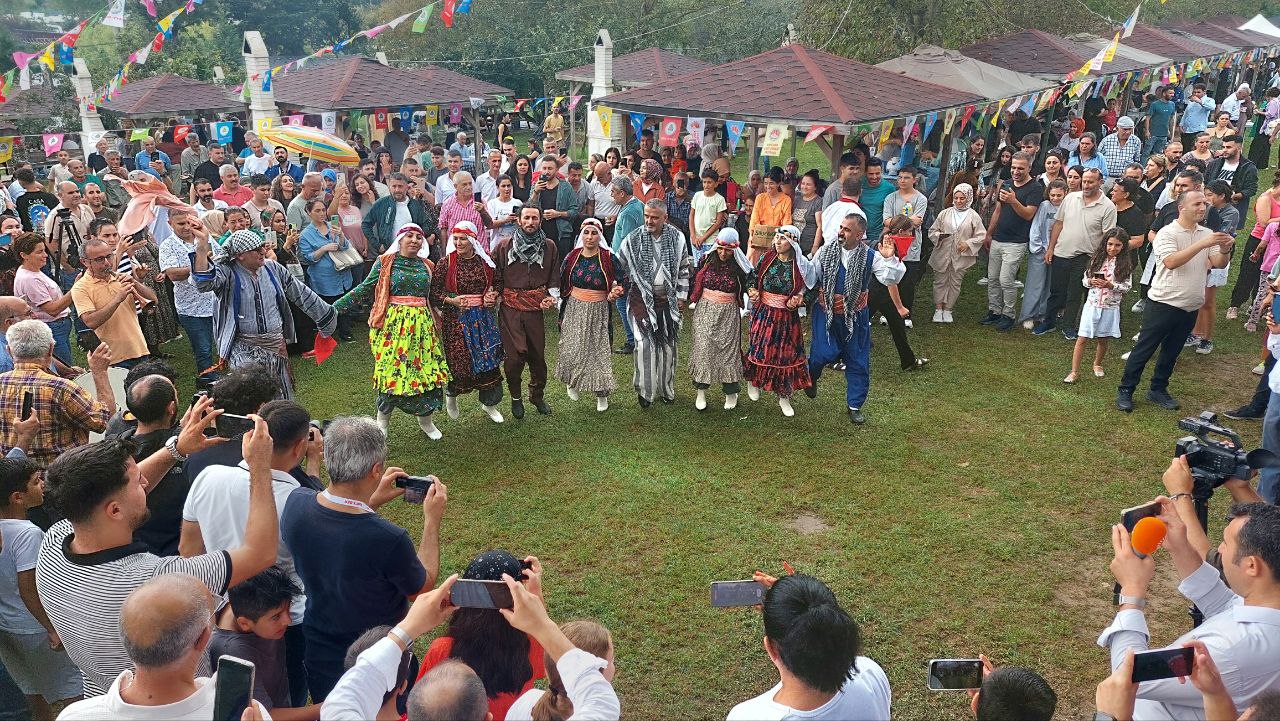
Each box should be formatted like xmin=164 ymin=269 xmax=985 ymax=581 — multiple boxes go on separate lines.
xmin=744 ymin=226 xmax=816 ymax=417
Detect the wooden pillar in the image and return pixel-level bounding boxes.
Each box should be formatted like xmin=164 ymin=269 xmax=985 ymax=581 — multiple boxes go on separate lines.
xmin=746 ymin=126 xmax=760 ymax=174
xmin=568 ymin=81 xmax=581 ymax=156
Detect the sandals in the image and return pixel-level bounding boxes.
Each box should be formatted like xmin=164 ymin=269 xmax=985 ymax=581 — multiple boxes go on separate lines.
xmin=1093 ymin=365 xmax=1105 ymax=378
xmin=1063 ymin=372 xmax=1078 ymax=384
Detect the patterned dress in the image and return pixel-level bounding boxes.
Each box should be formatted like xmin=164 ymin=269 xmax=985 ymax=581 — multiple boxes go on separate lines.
xmin=688 ymin=255 xmax=747 ymax=388
xmin=744 ymin=254 xmax=811 ymax=398
xmin=429 ymin=253 xmax=504 ymax=406
xmin=555 ymin=251 xmax=616 ymax=395
xmin=132 ymin=240 xmax=181 ymax=349
xmin=335 ymin=254 xmax=449 ymax=416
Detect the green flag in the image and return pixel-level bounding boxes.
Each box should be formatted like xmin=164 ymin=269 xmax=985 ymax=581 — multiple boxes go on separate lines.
xmin=349 ymin=110 xmax=365 ymax=132
xmin=412 ymin=3 xmax=435 ymax=32
xmin=129 ymin=127 xmax=151 ymax=141
xmin=240 ymin=82 xmax=251 ymax=101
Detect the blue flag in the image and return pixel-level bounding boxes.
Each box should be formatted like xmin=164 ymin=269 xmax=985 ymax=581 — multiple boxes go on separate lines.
xmin=629 ymin=112 xmax=645 ymax=142
xmin=261 ymin=68 xmax=272 ymax=92
xmin=57 ymin=44 xmax=74 ymax=66
xmin=212 ymin=121 xmax=233 ymax=144
xmin=398 ymin=106 xmax=413 ymax=127
xmin=725 ymin=120 xmax=745 ymax=152
xmin=922 ymin=112 xmax=938 ymax=141
xmin=457 ymin=0 xmax=471 ymax=12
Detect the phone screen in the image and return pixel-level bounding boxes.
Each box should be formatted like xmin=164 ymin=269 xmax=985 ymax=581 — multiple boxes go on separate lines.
xmin=20 ymin=391 xmax=33 ymax=421
xmin=710 ymin=580 xmax=766 ymax=607
xmin=1121 ymin=502 xmax=1162 ymax=532
xmin=212 ymin=655 xmax=255 ymax=721
xmin=1131 ymin=647 xmax=1194 ymax=683
xmin=214 ymin=413 xmax=255 ymax=439
xmin=927 ymin=659 xmax=984 ymax=690
xmin=449 ymin=579 xmax=514 ymax=610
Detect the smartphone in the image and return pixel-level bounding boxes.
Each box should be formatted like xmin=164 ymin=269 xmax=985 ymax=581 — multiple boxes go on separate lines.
xmin=1121 ymin=501 xmax=1162 ymax=532
xmin=927 ymin=659 xmax=984 ymax=691
xmin=1131 ymin=647 xmax=1194 ymax=683
xmin=395 ymin=474 xmax=434 ymax=504
xmin=191 ymin=390 xmax=208 ymax=408
xmin=449 ymin=579 xmax=514 ymax=610
xmin=20 ymin=391 xmax=32 ymax=421
xmin=214 ymin=412 xmax=255 ymax=439
xmin=1093 ymin=272 xmax=1106 ymax=279
xmin=211 ymin=655 xmax=255 ymax=721
xmin=710 ymin=580 xmax=766 ymax=607
xmin=473 ymin=191 xmax=483 ymax=203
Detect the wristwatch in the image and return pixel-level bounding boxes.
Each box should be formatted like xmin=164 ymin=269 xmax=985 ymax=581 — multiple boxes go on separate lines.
xmin=1117 ymin=594 xmax=1147 ymax=609
xmin=164 ymin=434 xmax=187 ymax=463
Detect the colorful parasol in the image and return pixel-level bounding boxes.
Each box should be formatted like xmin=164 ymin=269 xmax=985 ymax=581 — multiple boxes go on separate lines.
xmin=259 ymin=125 xmax=360 ymax=166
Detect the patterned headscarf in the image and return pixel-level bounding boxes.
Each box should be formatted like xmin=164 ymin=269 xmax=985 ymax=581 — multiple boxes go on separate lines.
xmin=573 ymin=217 xmax=605 ymax=251
xmin=641 ymin=158 xmax=663 ymax=182
xmin=226 ymin=228 xmax=266 ymax=255
xmin=386 ymin=223 xmax=430 ymax=259
xmin=715 ymin=227 xmax=753 ymax=273
xmin=444 ymin=220 xmax=494 ymax=268
xmin=464 ymin=550 xmax=524 ymax=581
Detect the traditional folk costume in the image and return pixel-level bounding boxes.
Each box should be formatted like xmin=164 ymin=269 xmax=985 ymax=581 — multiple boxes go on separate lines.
xmin=334 ymin=224 xmax=450 ymax=439
xmin=614 ymin=219 xmax=691 ymax=406
xmin=688 ymin=228 xmax=753 ymax=411
xmin=555 ymin=218 xmax=619 ymax=410
xmin=744 ymin=227 xmax=816 ymax=416
xmin=430 ymin=221 xmax=505 ymax=422
xmin=808 ymin=233 xmax=906 ymax=424
xmin=194 ymin=229 xmax=337 ymax=399
xmin=493 ymin=224 xmax=559 ymax=417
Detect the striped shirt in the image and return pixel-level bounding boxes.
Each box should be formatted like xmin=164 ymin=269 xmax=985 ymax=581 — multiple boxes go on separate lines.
xmin=35 ymin=520 xmax=231 ymax=696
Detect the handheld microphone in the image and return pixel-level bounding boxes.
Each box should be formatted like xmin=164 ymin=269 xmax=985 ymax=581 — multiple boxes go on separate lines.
xmin=1114 ymin=517 xmax=1167 ymax=604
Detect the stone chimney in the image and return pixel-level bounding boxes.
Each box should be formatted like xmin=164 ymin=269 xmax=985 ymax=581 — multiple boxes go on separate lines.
xmin=242 ymin=31 xmax=279 ymax=131
xmin=71 ymin=58 xmax=105 ymax=136
xmin=588 ymin=29 xmax=622 ymax=156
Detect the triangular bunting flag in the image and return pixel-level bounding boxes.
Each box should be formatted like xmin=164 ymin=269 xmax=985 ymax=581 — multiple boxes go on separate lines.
xmin=804 ymin=125 xmax=832 ymax=143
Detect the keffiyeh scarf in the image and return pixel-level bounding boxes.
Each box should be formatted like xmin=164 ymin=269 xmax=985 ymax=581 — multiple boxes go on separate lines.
xmin=508 ymin=225 xmax=548 ymax=267
xmin=817 ymin=239 xmax=868 ymax=340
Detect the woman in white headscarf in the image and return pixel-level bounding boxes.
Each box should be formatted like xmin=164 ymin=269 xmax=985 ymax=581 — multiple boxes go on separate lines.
xmin=429 ymin=220 xmax=505 ymax=423
xmin=554 ymin=217 xmax=623 ymax=412
xmin=744 ymin=225 xmax=818 ymax=416
xmin=688 ymin=228 xmax=753 ymax=411
xmin=927 ymin=183 xmax=985 ymax=323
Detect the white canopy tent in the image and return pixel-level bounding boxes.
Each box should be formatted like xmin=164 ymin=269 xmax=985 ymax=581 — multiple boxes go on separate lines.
xmin=1241 ymin=14 xmax=1280 ymax=39
xmin=875 ymin=44 xmax=1054 ymax=100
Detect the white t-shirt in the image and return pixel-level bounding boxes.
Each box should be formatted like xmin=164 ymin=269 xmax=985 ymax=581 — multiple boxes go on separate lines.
xmin=588 ymin=177 xmax=618 ymax=219
xmin=486 ymin=197 xmax=523 ymax=245
xmin=182 ymin=463 xmax=306 ymax=622
xmin=726 ymin=658 xmax=891 ymax=721
xmin=393 ymin=200 xmax=413 ymax=238
xmin=690 ymin=191 xmax=728 ymax=243
xmin=436 ymin=174 xmax=456 ymax=205
xmin=476 ymin=172 xmax=502 ymax=203
xmin=0 ymin=518 xmax=44 ymax=634
xmin=820 ymin=201 xmax=867 ymax=252
xmin=241 ymin=153 xmax=273 ymax=177
xmin=194 ymin=198 xmax=229 ymax=218
xmin=58 ymin=671 xmax=272 ymax=721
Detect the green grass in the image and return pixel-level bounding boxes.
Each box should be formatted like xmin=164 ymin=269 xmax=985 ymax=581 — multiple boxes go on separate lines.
xmin=155 ymin=150 xmax=1273 ymax=719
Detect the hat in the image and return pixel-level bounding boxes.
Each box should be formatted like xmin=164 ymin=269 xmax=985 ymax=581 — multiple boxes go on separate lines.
xmin=321 ymin=169 xmax=337 ymax=182
xmin=1117 ymin=116 xmax=1135 ymax=129
xmin=464 ymin=550 xmax=525 ymax=581
xmin=226 ymin=229 xmax=266 ymax=256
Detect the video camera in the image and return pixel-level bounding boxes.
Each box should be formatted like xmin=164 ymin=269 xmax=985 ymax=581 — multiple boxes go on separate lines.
xmin=1175 ymin=411 xmax=1277 ymax=528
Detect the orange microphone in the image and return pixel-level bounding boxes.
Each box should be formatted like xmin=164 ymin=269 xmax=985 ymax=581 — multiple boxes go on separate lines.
xmin=1131 ymin=517 xmax=1168 ymax=558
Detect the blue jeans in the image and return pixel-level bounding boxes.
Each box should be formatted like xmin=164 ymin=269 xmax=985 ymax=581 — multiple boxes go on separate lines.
xmin=808 ymin=305 xmax=871 ymax=409
xmin=178 ymin=314 xmax=215 ymax=379
xmin=616 ymin=297 xmax=635 ymax=346
xmin=46 ymin=316 xmax=73 ymax=367
xmin=1142 ymin=135 xmax=1169 ymax=160
xmin=1260 ymin=391 xmax=1280 ymax=504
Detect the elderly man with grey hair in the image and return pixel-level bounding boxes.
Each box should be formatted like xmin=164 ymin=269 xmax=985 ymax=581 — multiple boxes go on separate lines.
xmin=613 ymin=198 xmax=691 ymax=406
xmin=609 ymin=175 xmax=645 ymax=353
xmin=213 ymin=162 xmax=253 ymax=207
xmin=0 ymin=319 xmax=114 ymax=466
xmin=281 ymin=416 xmax=447 ymax=702
xmin=56 ymin=574 xmax=270 ymax=719
xmin=287 ymin=172 xmax=326 ymax=229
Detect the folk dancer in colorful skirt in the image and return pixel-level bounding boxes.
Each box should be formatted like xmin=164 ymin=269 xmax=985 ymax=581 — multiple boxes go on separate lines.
xmin=614 ymin=199 xmax=691 ymax=407
xmin=193 ymin=228 xmax=336 ymax=399
xmin=333 ymin=224 xmax=450 ymax=439
xmin=688 ymin=228 xmax=753 ymax=411
xmin=808 ymin=212 xmax=906 ymax=426
xmin=744 ymin=225 xmax=817 ymax=416
xmin=430 ymin=220 xmax=505 ymax=423
xmin=555 ymin=217 xmax=623 ymax=411
xmin=493 ymin=205 xmax=560 ymax=419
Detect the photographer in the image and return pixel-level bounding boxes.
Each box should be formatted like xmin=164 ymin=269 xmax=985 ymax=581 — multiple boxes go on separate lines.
xmin=1098 ymin=499 xmax=1280 ymax=718
xmin=1163 ymin=456 xmax=1266 ymax=563
xmin=964 ymin=656 xmax=1056 ymax=721
xmin=42 ymin=182 xmax=94 ymax=289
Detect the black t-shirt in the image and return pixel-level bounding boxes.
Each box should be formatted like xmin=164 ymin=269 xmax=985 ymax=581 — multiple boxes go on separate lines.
xmin=539 ymin=185 xmax=559 ymax=241
xmin=87 ymin=152 xmax=108 ymax=173
xmin=280 ymin=489 xmax=427 ymax=684
xmin=1132 ymin=186 xmax=1155 ymax=221
xmin=186 ymin=437 xmax=322 ymax=492
xmin=193 ymin=160 xmax=225 ymax=189
xmin=208 ymin=628 xmax=288 ymax=710
xmin=14 ymin=191 xmax=58 ymax=233
xmin=991 ymin=179 xmax=1044 ymax=243
xmin=125 ymin=427 xmax=189 ymax=557
xmin=1116 ymin=204 xmax=1149 ymax=242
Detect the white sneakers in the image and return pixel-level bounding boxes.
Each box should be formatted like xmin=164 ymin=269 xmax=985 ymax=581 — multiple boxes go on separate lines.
xmin=695 ymin=389 xmax=707 ymax=410
xmin=481 ymin=404 xmax=504 ymax=423
xmin=724 ymin=393 xmax=738 ymax=410
xmin=417 ymin=415 xmax=442 ymax=440
xmin=596 ymin=396 xmax=609 ymax=412
xmin=566 ymin=387 xmax=580 ymax=401
xmin=747 ymin=383 xmax=761 ymax=401
xmin=376 ymin=411 xmax=391 ymax=435
xmin=779 ymin=397 xmax=795 ymax=417
xmin=445 ymin=395 xmax=460 ymax=419
xmin=942 ymin=311 xmax=954 ymax=323
xmin=933 ymin=309 xmax=945 ymax=322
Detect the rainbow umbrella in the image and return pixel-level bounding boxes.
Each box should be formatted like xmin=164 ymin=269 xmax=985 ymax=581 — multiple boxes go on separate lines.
xmin=260 ymin=124 xmax=360 ymax=166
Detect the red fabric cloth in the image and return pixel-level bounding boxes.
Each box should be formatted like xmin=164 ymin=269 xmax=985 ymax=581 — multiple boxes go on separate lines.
xmin=312 ymin=333 xmax=337 ymax=364
xmin=416 ymin=636 xmax=546 ymax=721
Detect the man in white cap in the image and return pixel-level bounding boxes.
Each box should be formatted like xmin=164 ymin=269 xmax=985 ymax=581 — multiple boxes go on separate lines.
xmin=193 ymin=229 xmax=337 ymax=399
xmin=1099 ymin=116 xmax=1143 ymax=182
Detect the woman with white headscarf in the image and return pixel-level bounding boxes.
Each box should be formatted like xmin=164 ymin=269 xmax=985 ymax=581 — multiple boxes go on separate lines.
xmin=429 ymin=220 xmax=505 ymax=423
xmin=926 ymin=183 xmax=986 ymax=323
xmin=744 ymin=226 xmax=817 ymax=416
xmin=334 ymin=223 xmax=450 ymax=438
xmin=688 ymin=228 xmax=753 ymax=411
xmin=553 ymin=217 xmax=622 ymax=411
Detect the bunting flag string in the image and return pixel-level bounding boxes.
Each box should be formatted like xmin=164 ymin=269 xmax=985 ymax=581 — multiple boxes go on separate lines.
xmin=81 ymin=0 xmax=208 ymax=107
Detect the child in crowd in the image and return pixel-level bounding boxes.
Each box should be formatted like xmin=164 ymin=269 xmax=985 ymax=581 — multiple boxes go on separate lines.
xmin=209 ymin=566 xmax=320 ymax=720
xmin=689 ymin=169 xmax=728 ymax=265
xmin=1188 ymin=180 xmax=1242 ymax=354
xmin=506 ymin=620 xmax=615 ymax=721
xmin=1020 ymin=180 xmax=1069 ymax=329
xmin=1246 ymin=217 xmax=1280 ymax=333
xmin=881 ymin=215 xmax=916 ymax=325
xmin=0 ymin=457 xmax=83 ymax=721
xmin=1065 ymin=229 xmax=1133 ymax=383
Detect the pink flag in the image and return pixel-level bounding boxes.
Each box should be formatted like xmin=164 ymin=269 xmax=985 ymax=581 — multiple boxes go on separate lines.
xmin=139 ymin=0 xmax=157 ymax=16
xmin=364 ymin=24 xmax=388 ymax=39
xmin=11 ymin=51 xmax=39 ymax=70
xmin=286 ymin=115 xmax=304 ymax=126
xmin=804 ymin=125 xmax=833 ymax=143
xmin=42 ymin=133 xmax=65 ymax=157
xmin=568 ymin=95 xmax=583 ymax=111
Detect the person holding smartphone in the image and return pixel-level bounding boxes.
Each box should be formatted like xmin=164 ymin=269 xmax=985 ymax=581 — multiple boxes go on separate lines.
xmin=529 ymin=156 xmax=580 ymax=262
xmin=298 ymin=200 xmax=354 ymax=342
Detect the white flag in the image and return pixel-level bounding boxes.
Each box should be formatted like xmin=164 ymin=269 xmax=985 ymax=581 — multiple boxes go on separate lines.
xmin=103 ymin=0 xmax=126 ymax=28
xmin=135 ymin=44 xmax=152 ymax=65
xmin=686 ymin=117 xmax=706 ymax=144
xmin=19 ymin=66 xmax=30 ymax=90
xmin=321 ymin=112 xmax=337 ymax=134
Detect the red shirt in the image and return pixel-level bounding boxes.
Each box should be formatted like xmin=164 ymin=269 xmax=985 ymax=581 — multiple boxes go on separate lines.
xmin=416 ymin=635 xmax=546 ymax=721
xmin=213 ymin=184 xmax=254 ymax=206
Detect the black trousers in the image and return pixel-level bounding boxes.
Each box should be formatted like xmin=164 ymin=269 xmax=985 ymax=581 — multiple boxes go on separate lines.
xmin=898 ymin=260 xmax=925 ymax=316
xmin=1230 ymin=234 xmax=1264 ymax=308
xmin=1120 ymin=299 xmax=1198 ymax=394
xmin=1044 ymin=253 xmax=1090 ymax=328
xmin=285 ymin=624 xmax=308 ymax=707
xmin=869 ymin=280 xmax=917 ymax=369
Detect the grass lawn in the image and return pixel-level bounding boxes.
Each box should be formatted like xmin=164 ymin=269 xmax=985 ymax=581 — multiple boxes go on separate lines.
xmin=155 ymin=146 xmax=1272 ymax=719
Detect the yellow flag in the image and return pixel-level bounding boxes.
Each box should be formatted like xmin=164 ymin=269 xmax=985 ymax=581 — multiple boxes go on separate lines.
xmin=991 ymin=99 xmax=1007 ymax=127
xmin=878 ymin=120 xmax=895 ymax=146
xmin=423 ymin=105 xmax=439 ymax=126
xmin=1075 ymin=60 xmax=1092 ymax=78
xmin=1102 ymin=33 xmax=1119 ymax=62
xmin=596 ymin=106 xmax=612 ymax=137
xmin=38 ymin=47 xmax=55 ymax=71
xmin=1168 ymin=66 xmax=1178 ymax=83
xmin=942 ymin=108 xmax=957 ymax=135
xmin=0 ymin=137 xmax=12 ymax=164
xmin=256 ymin=117 xmax=273 ymax=132
xmin=552 ymin=96 xmax=565 ymax=109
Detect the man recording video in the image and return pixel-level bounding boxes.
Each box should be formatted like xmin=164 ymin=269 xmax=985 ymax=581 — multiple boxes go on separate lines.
xmin=1098 ymin=497 xmax=1280 ymax=719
